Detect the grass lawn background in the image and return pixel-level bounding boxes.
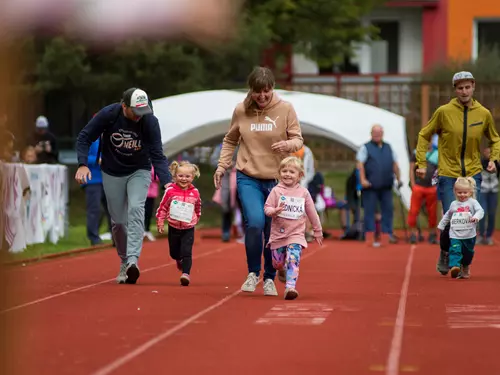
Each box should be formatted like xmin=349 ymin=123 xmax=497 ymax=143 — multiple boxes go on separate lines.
xmin=8 ymin=163 xmax=500 ymax=260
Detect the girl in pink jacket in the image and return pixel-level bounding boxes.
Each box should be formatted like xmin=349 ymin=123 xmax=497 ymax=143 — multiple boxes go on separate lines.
xmin=264 ymin=156 xmax=323 ymax=300
xmin=156 ymin=161 xmax=202 ymax=286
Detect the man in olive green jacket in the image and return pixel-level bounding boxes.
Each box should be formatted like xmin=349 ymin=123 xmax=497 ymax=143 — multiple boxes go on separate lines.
xmin=415 ymin=71 xmax=500 ymax=275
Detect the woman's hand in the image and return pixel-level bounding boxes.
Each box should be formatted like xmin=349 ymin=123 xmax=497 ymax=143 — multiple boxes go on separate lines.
xmin=213 ymin=170 xmax=224 ymax=189
xmin=271 ymin=141 xmax=288 ymax=153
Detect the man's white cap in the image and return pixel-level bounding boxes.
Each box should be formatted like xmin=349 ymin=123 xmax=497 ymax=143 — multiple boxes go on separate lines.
xmin=122 ymin=88 xmax=153 ymax=116
xmin=452 ymin=71 xmax=475 ymax=86
xmin=35 ymin=115 xmax=49 ymax=128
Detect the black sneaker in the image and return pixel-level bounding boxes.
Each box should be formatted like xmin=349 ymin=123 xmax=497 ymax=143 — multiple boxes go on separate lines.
xmin=125 ymin=263 xmax=140 ymax=284
xmin=436 ymin=251 xmax=449 ymax=275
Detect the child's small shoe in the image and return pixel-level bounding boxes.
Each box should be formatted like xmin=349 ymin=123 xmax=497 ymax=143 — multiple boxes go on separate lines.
xmin=284 ymin=288 xmax=299 ymax=300
xmin=180 ymin=273 xmax=190 ymax=286
xmin=457 ymin=265 xmax=470 ymax=279
xmin=450 ymin=266 xmax=461 ymax=279
xmin=176 ymin=260 xmax=183 ymax=271
xmin=277 ymin=269 xmax=286 ymax=283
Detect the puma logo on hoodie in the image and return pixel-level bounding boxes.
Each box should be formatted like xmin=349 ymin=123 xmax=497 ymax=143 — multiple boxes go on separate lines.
xmin=217 ymin=94 xmax=304 ymax=179
xmin=250 ymin=116 xmax=280 ymax=131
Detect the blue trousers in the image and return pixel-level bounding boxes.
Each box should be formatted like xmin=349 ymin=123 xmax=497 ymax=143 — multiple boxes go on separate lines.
xmin=479 ymin=192 xmax=498 ymax=238
xmin=362 ymin=188 xmax=393 ymax=234
xmin=237 ymin=171 xmax=276 ymax=280
xmin=437 ymin=173 xmax=482 ymax=212
xmin=449 ymin=238 xmax=475 ymax=268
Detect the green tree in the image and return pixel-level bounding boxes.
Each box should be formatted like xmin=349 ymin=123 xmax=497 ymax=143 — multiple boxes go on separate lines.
xmin=34 ymin=36 xmax=90 ymax=92
xmin=245 ymin=0 xmax=383 ymax=68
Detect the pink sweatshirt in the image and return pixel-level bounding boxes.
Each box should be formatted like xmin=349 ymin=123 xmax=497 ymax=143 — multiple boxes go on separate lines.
xmin=264 ymin=182 xmax=322 ymax=249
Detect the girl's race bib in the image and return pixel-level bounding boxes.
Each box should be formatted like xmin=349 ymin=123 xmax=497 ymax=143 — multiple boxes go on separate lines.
xmin=277 ymin=195 xmax=305 ymax=220
xmin=169 ymin=200 xmax=194 ymax=223
xmin=450 ymin=211 xmax=473 ymax=230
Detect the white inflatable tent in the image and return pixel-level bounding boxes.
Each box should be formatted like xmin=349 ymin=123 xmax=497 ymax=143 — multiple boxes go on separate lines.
xmin=152 ymin=89 xmax=412 ymax=208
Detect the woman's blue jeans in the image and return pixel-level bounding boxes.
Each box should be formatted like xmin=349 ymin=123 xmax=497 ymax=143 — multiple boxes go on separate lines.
xmin=237 ymin=171 xmax=276 ymax=281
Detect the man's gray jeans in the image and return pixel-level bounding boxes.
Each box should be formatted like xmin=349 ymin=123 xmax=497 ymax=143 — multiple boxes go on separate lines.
xmin=102 ymin=169 xmax=151 ymax=265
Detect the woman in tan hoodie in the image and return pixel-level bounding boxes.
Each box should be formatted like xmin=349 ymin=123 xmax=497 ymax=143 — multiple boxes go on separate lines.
xmin=213 ymin=66 xmax=304 ymax=296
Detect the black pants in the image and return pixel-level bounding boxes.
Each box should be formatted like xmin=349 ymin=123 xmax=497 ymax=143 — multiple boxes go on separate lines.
xmin=144 ymin=197 xmax=155 ymax=231
xmin=168 ymin=225 xmax=194 ymax=274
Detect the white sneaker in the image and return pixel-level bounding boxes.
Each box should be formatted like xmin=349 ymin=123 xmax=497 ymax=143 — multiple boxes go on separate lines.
xmin=241 ymin=272 xmax=258 ymax=293
xmin=116 ymin=264 xmax=127 ymax=284
xmin=144 ymin=232 xmax=156 ymax=242
xmin=263 ymin=279 xmax=278 ymax=296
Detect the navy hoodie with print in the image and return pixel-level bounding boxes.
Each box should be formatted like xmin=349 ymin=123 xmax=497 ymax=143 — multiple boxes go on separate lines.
xmin=76 ymin=103 xmax=171 ymax=186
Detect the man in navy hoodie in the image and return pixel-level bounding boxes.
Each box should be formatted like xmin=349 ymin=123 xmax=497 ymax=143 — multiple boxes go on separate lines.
xmin=76 ymin=88 xmax=170 ymax=284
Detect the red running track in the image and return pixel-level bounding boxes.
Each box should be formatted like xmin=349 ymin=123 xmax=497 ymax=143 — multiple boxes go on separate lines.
xmin=2 ymin=232 xmax=500 ymax=375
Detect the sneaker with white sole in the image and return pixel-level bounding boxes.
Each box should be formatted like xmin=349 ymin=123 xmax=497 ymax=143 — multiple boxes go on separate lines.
xmin=284 ymin=288 xmax=299 ymax=300
xmin=263 ymin=279 xmax=278 ymax=296
xmin=457 ymin=265 xmax=470 ymax=279
xmin=116 ymin=263 xmax=127 ymax=284
xmin=241 ymin=272 xmax=258 ymax=292
xmin=144 ymin=231 xmax=156 ymax=242
xmin=126 ymin=263 xmax=140 ymax=284
xmin=180 ymin=273 xmax=190 ymax=286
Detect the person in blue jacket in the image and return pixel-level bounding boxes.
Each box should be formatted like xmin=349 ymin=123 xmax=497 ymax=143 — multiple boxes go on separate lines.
xmin=75 ymin=88 xmax=171 ymax=284
xmin=82 ymin=137 xmax=112 ymax=246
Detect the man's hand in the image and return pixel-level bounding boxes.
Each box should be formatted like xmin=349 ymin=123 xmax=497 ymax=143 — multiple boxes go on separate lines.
xmin=361 ymin=179 xmax=371 ymax=188
xmin=75 ymin=165 xmax=91 ymax=184
xmin=416 ymin=168 xmax=426 ymax=178
xmin=487 ymin=161 xmax=497 ymax=173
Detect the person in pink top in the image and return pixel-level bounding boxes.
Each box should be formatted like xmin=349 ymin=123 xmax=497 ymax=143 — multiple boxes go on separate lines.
xmin=156 ymin=161 xmax=202 ymax=286
xmin=144 ymin=166 xmax=160 ymax=241
xmin=264 ymin=156 xmax=323 ymax=300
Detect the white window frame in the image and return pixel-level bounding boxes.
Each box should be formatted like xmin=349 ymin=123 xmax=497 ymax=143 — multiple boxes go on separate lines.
xmin=472 ymin=18 xmax=500 ymax=61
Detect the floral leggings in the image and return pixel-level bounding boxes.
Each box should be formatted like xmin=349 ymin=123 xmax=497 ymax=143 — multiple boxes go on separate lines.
xmin=272 ymin=243 xmax=303 ymax=289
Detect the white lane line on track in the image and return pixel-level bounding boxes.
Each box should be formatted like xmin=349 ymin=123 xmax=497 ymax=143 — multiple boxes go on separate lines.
xmin=0 ymin=245 xmax=232 ymax=315
xmin=90 ymin=247 xmax=323 ymax=375
xmin=385 ymin=244 xmax=416 ymax=375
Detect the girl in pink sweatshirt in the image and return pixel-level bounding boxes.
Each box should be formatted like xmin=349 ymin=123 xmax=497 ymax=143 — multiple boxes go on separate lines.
xmin=264 ymin=156 xmax=323 ymax=300
xmin=156 ymin=161 xmax=202 ymax=286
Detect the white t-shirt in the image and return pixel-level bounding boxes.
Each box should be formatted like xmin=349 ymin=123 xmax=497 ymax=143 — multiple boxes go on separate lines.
xmin=437 ymin=198 xmax=484 ymax=239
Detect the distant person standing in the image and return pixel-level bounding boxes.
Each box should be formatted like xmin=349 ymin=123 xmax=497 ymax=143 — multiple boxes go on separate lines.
xmin=30 ymin=115 xmax=58 ymax=164
xmin=75 ymin=88 xmax=171 ymax=284
xmin=83 ymin=137 xmax=112 ymax=246
xmin=407 ymin=135 xmax=439 ymax=244
xmin=478 ymin=147 xmax=499 ymax=245
xmin=356 ymin=124 xmax=402 ymax=247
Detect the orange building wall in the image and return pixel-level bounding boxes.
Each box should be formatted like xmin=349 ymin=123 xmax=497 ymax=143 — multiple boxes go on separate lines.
xmin=447 ymin=0 xmax=500 ymax=60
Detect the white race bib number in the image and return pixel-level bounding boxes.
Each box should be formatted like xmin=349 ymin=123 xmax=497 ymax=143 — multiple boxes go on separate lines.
xmin=451 ymin=212 xmax=473 ymax=230
xmin=169 ymin=200 xmax=194 ymax=223
xmin=277 ymin=195 xmax=305 ymax=220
